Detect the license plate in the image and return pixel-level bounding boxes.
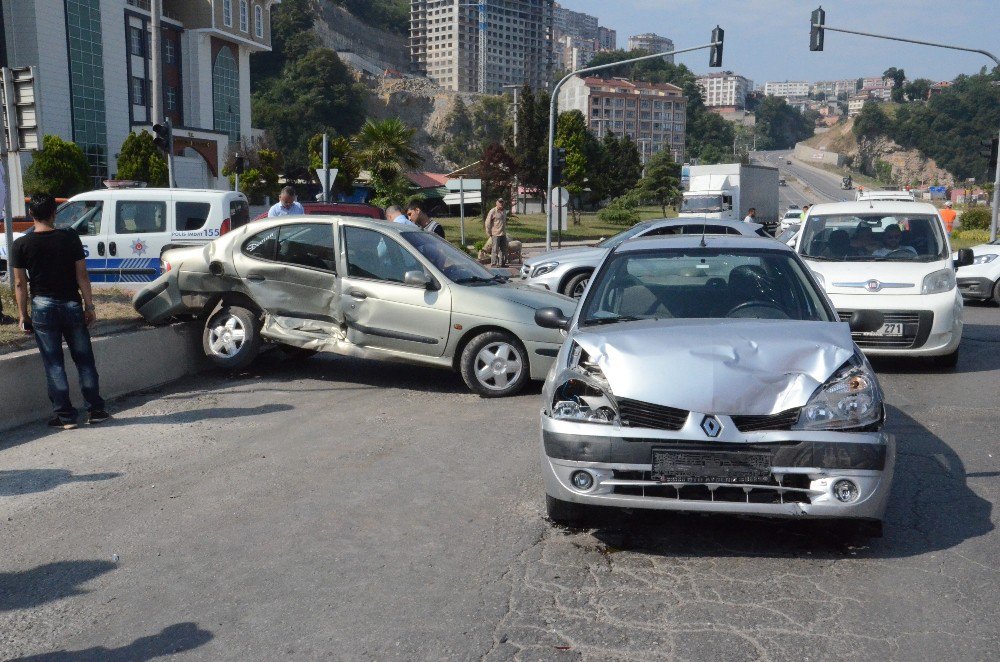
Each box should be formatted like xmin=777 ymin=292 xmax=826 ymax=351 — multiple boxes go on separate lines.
xmin=651 ymin=448 xmax=772 ymax=484
xmin=862 ymin=323 xmax=904 ymax=337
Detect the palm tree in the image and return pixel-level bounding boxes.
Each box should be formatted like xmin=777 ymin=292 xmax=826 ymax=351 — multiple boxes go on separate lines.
xmin=353 ymin=118 xmax=422 ymax=183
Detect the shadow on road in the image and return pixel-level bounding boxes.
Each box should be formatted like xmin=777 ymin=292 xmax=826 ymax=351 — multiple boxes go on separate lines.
xmin=8 ymin=622 xmax=213 ymax=661
xmin=0 ymin=469 xmax=121 ymax=497
xmin=0 ymin=560 xmax=116 ymax=612
xmin=869 ymin=324 xmax=1000 ymax=375
xmin=112 ymin=403 xmax=294 ymax=426
xmin=586 ymin=405 xmax=992 ymax=559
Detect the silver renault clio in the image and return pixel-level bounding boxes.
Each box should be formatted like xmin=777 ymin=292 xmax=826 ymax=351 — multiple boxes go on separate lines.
xmin=534 ymin=235 xmax=894 ymax=537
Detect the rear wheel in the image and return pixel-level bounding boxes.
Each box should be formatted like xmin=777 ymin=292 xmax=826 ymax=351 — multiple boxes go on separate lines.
xmin=993 ymin=279 xmax=1000 ymax=306
xmin=202 ymin=305 xmax=262 ymax=370
xmin=460 ymin=331 xmax=529 ymax=397
xmin=562 ymin=272 xmax=591 ymax=298
xmin=546 ymin=495 xmax=602 ymax=528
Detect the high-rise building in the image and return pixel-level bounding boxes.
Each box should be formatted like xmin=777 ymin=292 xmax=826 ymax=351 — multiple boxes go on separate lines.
xmin=598 ymin=26 xmax=616 ymax=51
xmin=763 ymin=81 xmax=810 ymax=99
xmin=696 ymin=71 xmax=753 ymax=110
xmin=553 ymin=2 xmax=597 ymax=41
xmin=811 ymin=79 xmax=859 ymax=98
xmin=551 ymin=3 xmax=615 ymax=71
xmin=627 ymin=33 xmax=674 ymax=62
xmin=1 ymin=0 xmax=276 ymax=189
xmin=410 ymin=0 xmax=554 ymax=94
xmin=558 ymin=76 xmax=688 ymax=162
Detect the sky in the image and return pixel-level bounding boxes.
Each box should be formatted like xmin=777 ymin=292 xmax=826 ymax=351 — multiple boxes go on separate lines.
xmin=562 ymin=0 xmax=1000 ymax=84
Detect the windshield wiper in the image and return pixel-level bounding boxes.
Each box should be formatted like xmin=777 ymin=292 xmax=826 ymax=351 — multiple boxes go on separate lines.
xmin=581 ymin=315 xmax=644 ymax=326
xmin=454 ymin=275 xmax=502 ymax=285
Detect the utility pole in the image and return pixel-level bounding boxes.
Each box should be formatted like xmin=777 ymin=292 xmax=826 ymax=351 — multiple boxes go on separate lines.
xmin=545 ymin=32 xmax=725 ymax=250
xmin=322 ymin=132 xmax=330 ymax=203
xmin=149 ymin=0 xmax=174 ymax=188
xmin=809 ymin=6 xmax=1000 ymax=241
xmin=503 ymin=84 xmax=520 ymax=212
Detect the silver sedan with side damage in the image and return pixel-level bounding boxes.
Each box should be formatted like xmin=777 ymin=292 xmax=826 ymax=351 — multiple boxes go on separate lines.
xmin=520 ymin=218 xmax=769 ymax=298
xmin=534 ymin=235 xmax=894 ymax=537
xmin=133 ymin=217 xmax=575 ymax=397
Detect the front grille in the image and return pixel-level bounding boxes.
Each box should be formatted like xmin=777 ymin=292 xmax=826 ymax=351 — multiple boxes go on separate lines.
xmin=839 ymin=310 xmax=932 ymax=349
xmin=618 ymin=398 xmax=689 ymax=431
xmin=610 ymin=470 xmax=812 ymax=504
xmin=731 ymin=408 xmax=801 ymax=432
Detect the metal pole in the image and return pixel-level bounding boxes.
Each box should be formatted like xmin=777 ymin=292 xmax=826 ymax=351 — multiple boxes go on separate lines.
xmin=546 ymin=41 xmax=722 ymax=250
xmin=2 ymin=142 xmax=14 ymax=294
xmin=459 ymin=175 xmax=466 ymax=246
xmin=322 ymin=132 xmax=330 ymax=203
xmin=992 ymin=128 xmax=1000 ymax=242
xmin=150 ymin=0 xmax=162 ymax=124
xmin=234 ymin=171 xmax=240 ymax=193
xmin=166 ymin=118 xmax=174 ymax=188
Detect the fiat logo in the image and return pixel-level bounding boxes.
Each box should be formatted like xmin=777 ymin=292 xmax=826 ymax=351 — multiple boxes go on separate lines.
xmin=865 ymin=279 xmax=882 ymax=292
xmin=700 ymin=415 xmax=722 ymax=438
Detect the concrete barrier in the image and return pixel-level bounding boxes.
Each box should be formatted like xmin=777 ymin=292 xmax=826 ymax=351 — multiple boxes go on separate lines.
xmin=0 ymin=323 xmax=207 ymax=433
xmin=794 ymin=143 xmax=845 ymax=167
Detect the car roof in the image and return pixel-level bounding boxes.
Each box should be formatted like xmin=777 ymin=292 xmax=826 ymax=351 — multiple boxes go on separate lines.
xmin=248 ymin=214 xmax=417 ymax=233
xmin=646 ymin=217 xmax=762 ymax=231
xmin=615 ymin=234 xmax=789 ymax=254
xmin=70 ymin=188 xmax=244 ymax=200
xmin=807 ymin=200 xmax=939 ymax=215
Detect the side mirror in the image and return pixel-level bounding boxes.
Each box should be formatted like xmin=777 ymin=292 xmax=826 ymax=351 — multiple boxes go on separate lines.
xmin=535 ymin=307 xmax=572 ymax=331
xmin=953 ymin=248 xmax=974 ymax=269
xmin=847 ymin=309 xmax=884 ymax=333
xmin=403 ymin=270 xmax=433 ymax=288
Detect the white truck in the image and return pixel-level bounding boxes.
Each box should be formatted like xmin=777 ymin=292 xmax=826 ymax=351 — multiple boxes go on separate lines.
xmin=679 ymin=163 xmax=780 ymax=233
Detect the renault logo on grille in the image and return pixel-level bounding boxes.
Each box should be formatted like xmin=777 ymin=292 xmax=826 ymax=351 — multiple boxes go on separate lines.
xmin=865 ymin=279 xmax=882 ymax=292
xmin=700 ymin=415 xmax=722 ymax=438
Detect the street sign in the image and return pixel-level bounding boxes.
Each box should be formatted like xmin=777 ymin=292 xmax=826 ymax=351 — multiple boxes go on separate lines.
xmin=443 ymin=191 xmax=481 ymax=206
xmin=1 ymin=67 xmax=38 ymax=151
xmin=315 ymin=168 xmax=338 ymax=196
xmin=446 ymin=178 xmax=481 ymax=191
xmin=550 ymin=186 xmax=570 ymax=207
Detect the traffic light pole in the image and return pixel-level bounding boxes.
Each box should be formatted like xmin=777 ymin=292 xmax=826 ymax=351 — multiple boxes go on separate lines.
xmin=810 ymin=12 xmax=1000 ymax=240
xmin=545 ymin=38 xmax=723 ymax=251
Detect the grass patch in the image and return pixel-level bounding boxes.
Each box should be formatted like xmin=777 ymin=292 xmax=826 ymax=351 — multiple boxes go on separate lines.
xmin=435 ymin=206 xmax=676 ymax=246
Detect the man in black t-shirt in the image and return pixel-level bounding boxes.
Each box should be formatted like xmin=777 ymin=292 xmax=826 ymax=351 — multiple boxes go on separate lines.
xmin=11 ymin=193 xmax=108 ymax=429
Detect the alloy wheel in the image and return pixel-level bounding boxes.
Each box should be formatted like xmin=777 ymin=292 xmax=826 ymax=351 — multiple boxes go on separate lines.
xmin=474 ymin=341 xmax=524 ymax=391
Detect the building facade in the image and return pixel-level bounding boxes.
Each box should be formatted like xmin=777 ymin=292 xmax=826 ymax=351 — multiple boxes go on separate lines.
xmin=1 ymin=0 xmax=276 ymax=190
xmin=558 ymin=76 xmax=687 ymax=162
xmin=811 ymin=79 xmax=859 ymax=98
xmin=627 ymin=33 xmax=674 ymax=62
xmin=696 ymin=71 xmax=753 ymax=110
xmin=847 ymin=94 xmax=869 ymax=117
xmin=410 ymin=0 xmax=554 ymax=94
xmin=762 ymin=80 xmax=810 ymax=99
xmin=598 ymin=26 xmax=616 ymax=51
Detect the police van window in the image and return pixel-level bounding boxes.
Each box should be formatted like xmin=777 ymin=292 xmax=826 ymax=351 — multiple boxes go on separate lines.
xmin=56 ymin=200 xmax=103 ymax=236
xmin=116 ymin=201 xmax=166 ymax=234
xmin=230 ymin=199 xmax=250 ymax=228
xmin=176 ymin=202 xmax=211 ymax=231
xmin=243 ymin=227 xmax=278 ymax=261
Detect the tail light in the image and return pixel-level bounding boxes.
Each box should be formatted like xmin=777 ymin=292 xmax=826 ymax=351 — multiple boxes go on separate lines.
xmin=162 ymin=261 xmax=171 ymax=273
xmin=220 ymin=218 xmax=232 ymax=235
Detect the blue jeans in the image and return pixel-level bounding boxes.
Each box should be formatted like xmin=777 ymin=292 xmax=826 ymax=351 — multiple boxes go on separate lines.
xmin=31 ymin=297 xmax=105 ymax=421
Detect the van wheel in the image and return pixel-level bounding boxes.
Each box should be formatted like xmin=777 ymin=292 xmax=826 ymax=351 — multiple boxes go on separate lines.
xmin=460 ymin=331 xmax=529 ymax=397
xmin=562 ymin=272 xmax=591 ymax=298
xmin=203 ymin=305 xmax=262 ymax=370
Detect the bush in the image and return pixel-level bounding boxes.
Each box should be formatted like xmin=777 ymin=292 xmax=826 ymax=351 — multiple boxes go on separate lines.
xmin=952 ymin=229 xmax=990 ymax=244
xmin=958 ymin=207 xmax=991 ymax=232
xmin=23 ymin=135 xmax=91 ymax=196
xmin=598 ymin=191 xmax=641 ymax=226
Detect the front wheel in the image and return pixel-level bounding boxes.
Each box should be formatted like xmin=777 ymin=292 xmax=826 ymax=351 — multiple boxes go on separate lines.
xmin=562 ymin=272 xmax=591 ymax=299
xmin=202 ymin=305 xmax=262 ymax=370
xmin=459 ymin=331 xmax=529 ymax=397
xmin=993 ymin=279 xmax=1000 ymax=306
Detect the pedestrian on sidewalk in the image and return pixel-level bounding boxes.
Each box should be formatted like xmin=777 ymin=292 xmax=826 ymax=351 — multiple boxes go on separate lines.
xmin=267 ymin=186 xmax=305 ymax=217
xmin=406 ymin=200 xmax=444 ymax=238
xmin=11 ymin=193 xmax=108 ymax=429
xmin=485 ymin=198 xmax=509 ymax=267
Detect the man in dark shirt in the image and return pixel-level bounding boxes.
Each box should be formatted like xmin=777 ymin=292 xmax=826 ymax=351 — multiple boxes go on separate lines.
xmin=406 ymin=200 xmax=445 ymax=238
xmin=11 ymin=193 xmax=108 ymax=429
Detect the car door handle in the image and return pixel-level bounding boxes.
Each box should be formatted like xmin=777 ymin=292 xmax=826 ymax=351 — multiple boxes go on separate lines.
xmin=97 ymin=242 xmax=105 ymax=256
xmin=246 ymin=274 xmax=265 ymax=282
xmin=348 ymin=290 xmax=367 ymax=300
xmin=109 ymin=242 xmax=117 ymax=256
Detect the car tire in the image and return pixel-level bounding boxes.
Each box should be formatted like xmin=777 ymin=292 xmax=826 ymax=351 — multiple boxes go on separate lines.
xmin=562 ymin=272 xmax=591 ymax=298
xmin=459 ymin=331 xmax=529 ymax=397
xmin=277 ymin=345 xmax=318 ymax=361
xmin=202 ymin=305 xmax=262 ymax=370
xmin=546 ymin=494 xmax=602 ymax=528
xmin=930 ymin=348 xmax=959 ymax=370
xmin=993 ymin=279 xmax=1000 ymax=306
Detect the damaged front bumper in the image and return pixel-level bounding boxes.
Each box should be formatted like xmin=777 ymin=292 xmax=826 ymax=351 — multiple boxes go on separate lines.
xmin=540 ymin=416 xmax=895 ymax=521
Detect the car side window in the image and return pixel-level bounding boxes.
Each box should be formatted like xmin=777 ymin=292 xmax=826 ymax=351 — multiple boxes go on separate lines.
xmin=243 ymin=227 xmax=278 ymax=260
xmin=644 ymin=226 xmax=683 ymax=236
xmin=344 ymin=226 xmax=425 ymax=283
xmin=276 ymin=223 xmax=336 ymax=272
xmin=116 ymin=201 xmax=166 ymax=234
xmin=55 ymin=200 xmax=103 ymax=236
xmin=176 ymin=202 xmax=211 ymax=231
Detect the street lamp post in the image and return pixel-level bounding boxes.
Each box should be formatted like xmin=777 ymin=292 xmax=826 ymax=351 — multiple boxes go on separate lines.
xmin=545 ymin=33 xmax=724 ymax=250
xmin=810 ymin=7 xmax=1000 ymax=241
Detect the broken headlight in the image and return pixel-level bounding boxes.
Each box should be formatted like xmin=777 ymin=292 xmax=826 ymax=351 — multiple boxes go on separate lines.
xmin=550 ymin=344 xmax=618 ymax=424
xmin=795 ymin=354 xmax=883 ymax=431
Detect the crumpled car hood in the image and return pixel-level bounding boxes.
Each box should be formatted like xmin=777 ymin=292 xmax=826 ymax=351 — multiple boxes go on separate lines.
xmin=571 ymin=319 xmax=856 ymax=415
xmin=524 ymin=245 xmax=603 ymax=267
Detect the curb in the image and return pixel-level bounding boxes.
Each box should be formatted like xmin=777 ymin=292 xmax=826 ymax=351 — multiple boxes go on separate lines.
xmin=0 ymin=322 xmax=207 ymax=433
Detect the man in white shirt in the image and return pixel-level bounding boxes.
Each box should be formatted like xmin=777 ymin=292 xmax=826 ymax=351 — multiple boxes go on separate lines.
xmin=743 ymin=207 xmax=757 ymax=224
xmin=386 ymin=205 xmax=417 ymax=227
xmin=267 ymin=186 xmax=305 ymax=217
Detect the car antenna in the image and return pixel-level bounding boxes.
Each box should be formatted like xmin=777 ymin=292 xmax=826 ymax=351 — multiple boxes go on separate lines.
xmin=699 ymin=217 xmax=708 ymax=247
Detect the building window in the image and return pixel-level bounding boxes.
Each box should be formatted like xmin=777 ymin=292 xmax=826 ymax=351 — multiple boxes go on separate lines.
xmin=212 ymin=45 xmax=240 ymax=142
xmin=65 ymin=0 xmax=109 ymax=186
xmin=164 ymin=38 xmax=175 ymax=64
xmin=239 ymin=0 xmax=249 ymax=32
xmin=254 ymin=5 xmax=263 ymax=39
xmin=166 ymin=85 xmax=177 ymax=112
xmin=223 ymin=0 xmax=233 ymax=27
xmin=131 ymin=76 xmax=146 ymax=106
xmin=128 ymin=26 xmax=144 ymax=56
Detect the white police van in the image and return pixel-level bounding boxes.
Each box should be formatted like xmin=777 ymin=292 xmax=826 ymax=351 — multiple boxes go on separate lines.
xmin=11 ymin=188 xmax=249 ymax=284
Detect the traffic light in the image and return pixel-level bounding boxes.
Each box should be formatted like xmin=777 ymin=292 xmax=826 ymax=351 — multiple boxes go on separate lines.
xmin=152 ymin=119 xmax=172 ymax=154
xmin=553 ymin=147 xmax=566 ymax=185
xmin=233 ymin=153 xmax=247 ymax=175
xmin=810 ymin=6 xmax=826 ymax=51
xmin=987 ymin=137 xmax=999 ymax=171
xmin=709 ymin=26 xmax=724 ymax=67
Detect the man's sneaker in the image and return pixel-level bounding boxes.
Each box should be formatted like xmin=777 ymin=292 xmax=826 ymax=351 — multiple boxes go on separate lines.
xmin=48 ymin=417 xmax=78 ymax=430
xmin=88 ymin=410 xmax=110 ymax=425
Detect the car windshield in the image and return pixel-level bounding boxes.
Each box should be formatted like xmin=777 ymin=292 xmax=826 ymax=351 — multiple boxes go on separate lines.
xmin=799 ymin=213 xmax=947 ymax=262
xmin=401 ymin=231 xmax=499 ymax=284
xmin=680 ymin=195 xmax=725 ymax=214
xmin=595 ymin=221 xmax=655 ymax=248
xmin=580 ymin=247 xmax=834 ymax=326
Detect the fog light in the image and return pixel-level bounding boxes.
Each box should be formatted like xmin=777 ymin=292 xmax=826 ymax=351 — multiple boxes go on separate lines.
xmin=832 ymin=479 xmax=860 ymax=503
xmin=571 ymin=470 xmax=594 ymax=491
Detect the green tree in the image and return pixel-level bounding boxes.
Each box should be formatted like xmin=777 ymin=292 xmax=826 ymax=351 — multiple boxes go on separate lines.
xmin=597 ymin=133 xmax=642 ymax=200
xmin=354 ymin=118 xmax=421 ymax=205
xmin=638 ymin=150 xmax=681 ymax=216
xmin=754 ymin=96 xmax=815 ymax=149
xmin=597 ymin=190 xmax=642 ymax=226
xmin=222 ymin=141 xmax=282 ymax=204
xmin=308 ymin=134 xmax=361 ymax=196
xmin=330 ymin=0 xmax=409 ymax=35
xmin=853 ymin=102 xmax=891 ymax=138
xmin=514 ymin=85 xmax=550 ymax=196
xmin=115 ymin=131 xmax=167 ymax=186
xmin=883 ymin=67 xmax=906 ymax=103
xmin=903 ymin=78 xmax=932 ymax=102
xmin=251 ymin=0 xmax=320 ymax=86
xmin=479 ymin=142 xmax=516 ymax=219
xmin=23 ymin=135 xmax=90 ymax=196
xmin=555 ymin=110 xmax=596 ymax=224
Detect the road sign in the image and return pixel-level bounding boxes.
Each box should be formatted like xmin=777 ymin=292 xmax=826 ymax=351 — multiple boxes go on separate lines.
xmin=443 ymin=191 xmax=481 ymax=206
xmin=316 ymin=168 xmax=338 ymax=196
xmin=446 ymin=178 xmax=481 ymax=191
xmin=550 ymin=186 xmax=570 ymax=207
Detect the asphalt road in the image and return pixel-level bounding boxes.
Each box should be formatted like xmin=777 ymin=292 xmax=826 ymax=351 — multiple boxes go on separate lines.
xmin=753 ymin=149 xmax=855 ymax=211
xmin=1 ymin=304 xmax=998 ymax=660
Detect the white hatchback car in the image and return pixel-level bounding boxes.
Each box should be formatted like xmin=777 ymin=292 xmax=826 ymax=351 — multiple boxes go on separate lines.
xmin=795 ymin=201 xmax=973 ymax=366
xmin=955 ymin=239 xmax=1000 ymax=304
